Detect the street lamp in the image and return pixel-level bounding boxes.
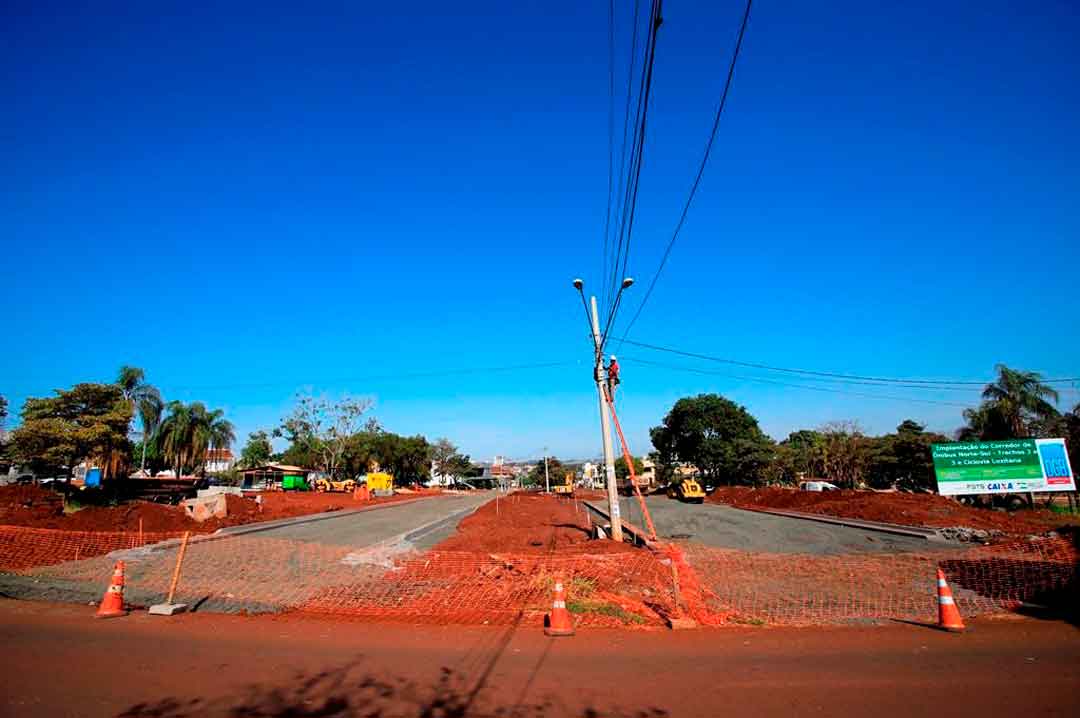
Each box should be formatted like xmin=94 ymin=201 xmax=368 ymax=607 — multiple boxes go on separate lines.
xmin=570 ymin=276 xmax=627 ymax=542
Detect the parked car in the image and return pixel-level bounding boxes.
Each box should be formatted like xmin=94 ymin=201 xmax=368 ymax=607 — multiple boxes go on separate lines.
xmin=799 ymin=481 xmax=840 ymax=492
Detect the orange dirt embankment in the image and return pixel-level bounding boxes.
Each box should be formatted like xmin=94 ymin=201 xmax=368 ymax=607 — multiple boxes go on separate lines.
xmin=706 ymin=486 xmax=1075 ymax=537
xmin=433 ymin=492 xmax=636 ymax=555
xmin=0 ymin=484 xmax=426 ymax=534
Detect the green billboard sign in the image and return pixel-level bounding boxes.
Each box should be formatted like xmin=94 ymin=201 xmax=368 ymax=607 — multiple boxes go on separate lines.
xmin=931 ymin=438 xmax=1075 ymax=495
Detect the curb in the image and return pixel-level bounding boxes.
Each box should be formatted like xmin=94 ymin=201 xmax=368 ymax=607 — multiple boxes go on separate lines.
xmin=128 ymin=496 xmax=440 ymax=555
xmin=581 ymin=501 xmax=655 ymax=547
xmin=729 ymin=505 xmax=946 ymax=541
xmin=214 ymin=496 xmax=435 ymax=538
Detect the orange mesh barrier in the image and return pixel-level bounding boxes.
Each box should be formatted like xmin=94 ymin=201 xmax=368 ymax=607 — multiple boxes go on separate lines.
xmin=2 ymin=524 xmax=1075 ymax=628
xmin=0 ymin=526 xmax=187 ymax=570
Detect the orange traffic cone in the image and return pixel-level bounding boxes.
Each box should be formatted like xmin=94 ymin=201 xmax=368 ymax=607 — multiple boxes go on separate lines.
xmin=936 ymin=567 xmax=965 ymax=632
xmin=95 ymin=561 xmax=128 ymax=619
xmin=544 ymin=580 xmax=575 ymax=637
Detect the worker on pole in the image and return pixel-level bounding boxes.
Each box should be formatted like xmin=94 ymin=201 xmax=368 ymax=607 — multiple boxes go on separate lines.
xmin=606 ymin=355 xmax=621 ymax=401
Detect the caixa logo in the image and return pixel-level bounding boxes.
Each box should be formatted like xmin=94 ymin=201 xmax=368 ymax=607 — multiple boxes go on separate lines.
xmin=986 ymin=482 xmax=1015 ymax=491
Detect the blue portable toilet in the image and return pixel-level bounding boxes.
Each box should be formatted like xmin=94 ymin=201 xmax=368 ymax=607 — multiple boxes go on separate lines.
xmin=85 ymin=468 xmax=102 ymax=487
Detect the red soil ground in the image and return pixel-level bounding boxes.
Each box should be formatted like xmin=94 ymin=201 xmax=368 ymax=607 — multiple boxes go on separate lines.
xmin=433 ymin=492 xmax=636 ymax=555
xmin=706 ymin=486 xmax=1076 ymax=537
xmin=0 ymin=484 xmax=425 ymax=534
xmin=4 ymin=600 xmax=1078 ymax=718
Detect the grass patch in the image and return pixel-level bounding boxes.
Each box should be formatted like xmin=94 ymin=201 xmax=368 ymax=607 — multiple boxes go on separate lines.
xmin=566 ymin=599 xmax=646 ymax=625
xmin=728 ymin=616 xmax=767 ymax=626
xmin=1048 ymin=504 xmax=1079 ymax=516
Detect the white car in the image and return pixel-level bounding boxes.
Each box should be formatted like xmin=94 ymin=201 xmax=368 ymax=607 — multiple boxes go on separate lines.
xmin=799 ymin=481 xmax=840 ymax=492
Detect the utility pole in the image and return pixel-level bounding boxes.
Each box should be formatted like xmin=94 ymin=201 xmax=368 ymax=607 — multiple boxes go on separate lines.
xmin=543 ymin=448 xmax=550 ymax=494
xmin=589 ymin=296 xmax=623 ymax=542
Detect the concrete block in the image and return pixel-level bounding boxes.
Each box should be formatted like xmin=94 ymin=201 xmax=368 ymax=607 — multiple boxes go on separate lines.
xmin=182 ymin=493 xmax=228 ymax=522
xmin=667 ymin=617 xmax=697 ymax=630
xmin=148 ymin=603 xmax=188 ymax=616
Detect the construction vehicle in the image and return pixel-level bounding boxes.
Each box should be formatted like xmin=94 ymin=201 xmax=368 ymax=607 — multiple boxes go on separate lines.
xmin=313 ymin=476 xmax=357 ymax=493
xmin=365 ymin=471 xmax=394 ymax=495
xmin=667 ymin=478 xmax=706 ymax=503
xmin=553 ymin=471 xmax=574 ymax=497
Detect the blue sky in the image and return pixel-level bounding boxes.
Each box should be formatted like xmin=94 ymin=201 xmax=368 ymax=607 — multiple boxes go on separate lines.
xmin=4 ymin=0 xmax=1078 ymax=461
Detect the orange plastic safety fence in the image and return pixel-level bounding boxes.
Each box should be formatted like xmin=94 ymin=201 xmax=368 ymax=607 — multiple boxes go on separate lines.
xmin=679 ymin=535 xmax=1078 ymax=625
xmin=0 ymin=526 xmax=187 ymax=571
xmin=3 ymin=525 xmax=1076 ymax=628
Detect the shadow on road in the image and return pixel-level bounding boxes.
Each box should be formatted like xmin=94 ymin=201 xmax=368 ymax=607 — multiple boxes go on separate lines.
xmin=114 ymin=657 xmax=670 ymax=718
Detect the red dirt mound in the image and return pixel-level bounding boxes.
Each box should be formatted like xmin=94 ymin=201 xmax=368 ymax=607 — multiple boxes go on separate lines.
xmin=434 ymin=492 xmax=636 ymax=555
xmin=706 ymin=486 xmax=1075 ymax=537
xmin=0 ymin=484 xmax=65 ymax=524
xmin=0 ymin=486 xmax=423 ymax=534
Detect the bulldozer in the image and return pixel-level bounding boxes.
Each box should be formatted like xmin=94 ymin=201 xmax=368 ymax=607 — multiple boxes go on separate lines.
xmin=553 ymin=471 xmax=574 ymax=497
xmin=666 ymin=478 xmax=706 ymax=504
xmin=313 ymin=476 xmax=357 ymax=493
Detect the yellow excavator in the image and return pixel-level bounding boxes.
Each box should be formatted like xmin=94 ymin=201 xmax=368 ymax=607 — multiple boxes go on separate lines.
xmin=667 ymin=478 xmax=706 ymax=503
xmin=553 ymin=471 xmax=574 ymax=497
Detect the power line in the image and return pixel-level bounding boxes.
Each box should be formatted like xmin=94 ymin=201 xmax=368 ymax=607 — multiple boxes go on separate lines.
xmin=606 ymin=0 xmax=642 ymax=317
xmin=618 ymin=0 xmax=753 ymax=342
xmin=621 ymin=356 xmax=972 ymax=408
xmin=603 ymin=0 xmax=663 ymax=347
xmin=607 ymin=0 xmax=662 ymax=322
xmin=622 ymin=338 xmax=1080 ymax=386
xmin=601 ymin=0 xmax=616 ymax=315
xmin=163 ymin=361 xmax=580 ymax=393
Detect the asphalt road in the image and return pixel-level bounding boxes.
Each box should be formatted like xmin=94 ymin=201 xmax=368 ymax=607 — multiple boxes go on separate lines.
xmin=615 ymin=495 xmax=936 ymax=554
xmin=3 ymin=600 xmax=1077 ymax=718
xmin=0 ymin=492 xmax=493 ymax=612
xmin=249 ymin=490 xmax=492 ymax=549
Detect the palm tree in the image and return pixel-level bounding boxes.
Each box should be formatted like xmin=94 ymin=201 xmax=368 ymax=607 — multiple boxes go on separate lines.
xmin=117 ymin=366 xmax=164 ymax=474
xmin=156 ymin=401 xmax=235 ymax=477
xmin=979 ymin=364 xmax=1060 ymax=438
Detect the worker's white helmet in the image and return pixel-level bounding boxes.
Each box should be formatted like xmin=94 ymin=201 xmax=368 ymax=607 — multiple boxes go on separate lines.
xmin=610 ymin=355 xmax=617 ymax=361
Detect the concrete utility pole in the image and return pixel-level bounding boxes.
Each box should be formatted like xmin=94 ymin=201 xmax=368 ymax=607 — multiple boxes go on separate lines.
xmin=543 ymin=448 xmax=550 ymax=494
xmin=589 ymin=296 xmax=623 ymax=542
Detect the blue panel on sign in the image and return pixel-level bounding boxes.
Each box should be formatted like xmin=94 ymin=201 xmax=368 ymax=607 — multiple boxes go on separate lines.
xmin=1038 ymin=443 xmax=1070 ymax=479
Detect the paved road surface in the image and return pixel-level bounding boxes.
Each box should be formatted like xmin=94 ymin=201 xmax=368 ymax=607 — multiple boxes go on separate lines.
xmin=248 ymin=491 xmax=492 ymax=549
xmin=0 ymin=492 xmax=492 ymax=612
xmin=3 ymin=600 xmax=1077 ymax=717
xmin=615 ymin=495 xmax=936 ymax=554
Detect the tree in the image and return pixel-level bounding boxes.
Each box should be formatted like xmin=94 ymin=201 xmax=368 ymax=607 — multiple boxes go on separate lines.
xmin=276 ymin=394 xmax=372 ymax=476
xmin=116 ymin=366 xmax=164 ymax=474
xmin=239 ymin=430 xmax=273 ymax=469
xmin=431 ymin=438 xmax=471 ymax=484
xmin=11 ymin=384 xmax=133 ymax=478
xmin=614 ymin=455 xmax=644 ymax=481
xmin=156 ymin=401 xmax=235 ymax=477
xmin=650 ymin=394 xmax=775 ymax=486
xmin=373 ymin=433 xmax=432 ymax=484
xmin=0 ymin=394 xmax=8 ymax=430
xmin=780 ymin=429 xmax=825 ymax=479
xmin=865 ymin=420 xmax=950 ymax=491
xmin=960 ymin=365 xmax=1060 ymax=440
xmin=819 ymin=421 xmax=870 ymax=489
xmin=526 ymin=456 xmax=564 ymax=488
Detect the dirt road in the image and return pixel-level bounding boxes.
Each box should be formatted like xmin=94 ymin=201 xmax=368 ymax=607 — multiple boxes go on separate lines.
xmin=1 ymin=600 xmax=1076 ymax=717
xmin=634 ymin=495 xmax=937 ymax=554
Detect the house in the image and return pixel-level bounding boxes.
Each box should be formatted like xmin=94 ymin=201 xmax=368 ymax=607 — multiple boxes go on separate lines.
xmin=240 ymin=463 xmax=309 ymax=490
xmin=205 ymin=448 xmax=235 ymax=474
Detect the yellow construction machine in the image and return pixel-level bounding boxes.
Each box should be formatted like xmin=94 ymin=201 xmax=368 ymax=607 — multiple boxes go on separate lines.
xmin=553 ymin=471 xmax=574 ymax=497
xmin=667 ymin=478 xmax=706 ymax=503
xmin=314 ymin=476 xmax=357 ymax=493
